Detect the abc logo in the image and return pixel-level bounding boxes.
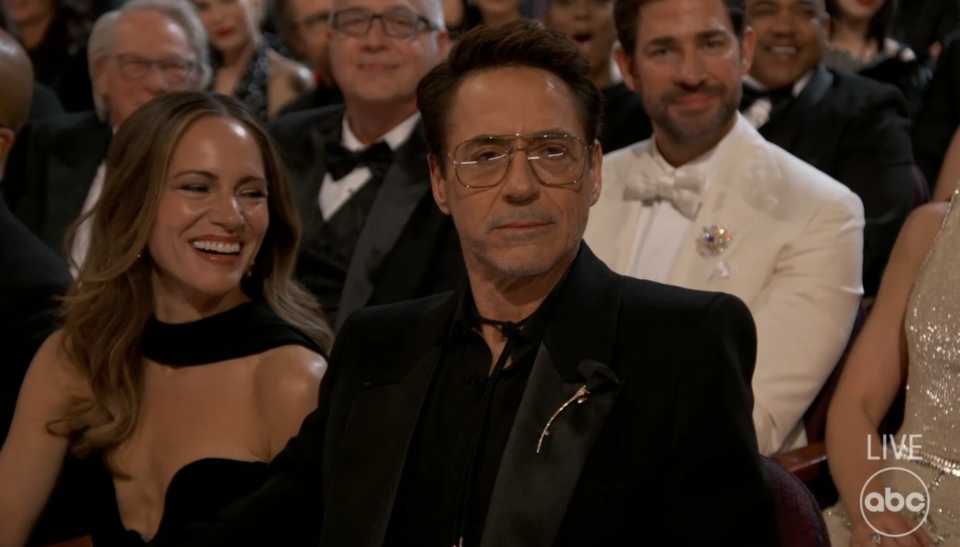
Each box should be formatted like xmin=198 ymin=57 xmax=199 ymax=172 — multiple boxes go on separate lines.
xmin=859 ymin=467 xmax=931 ymax=538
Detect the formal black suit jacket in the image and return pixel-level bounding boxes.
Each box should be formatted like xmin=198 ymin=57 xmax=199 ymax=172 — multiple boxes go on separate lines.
xmin=277 ymin=84 xmax=344 ymax=118
xmin=269 ymin=105 xmax=465 ymax=330
xmin=151 ymin=243 xmax=779 ymax=547
xmin=756 ymin=64 xmax=914 ymax=296
xmin=895 ymin=0 xmax=960 ymax=56
xmin=3 ymin=110 xmax=111 ymax=258
xmin=914 ymin=29 xmax=960 ymax=187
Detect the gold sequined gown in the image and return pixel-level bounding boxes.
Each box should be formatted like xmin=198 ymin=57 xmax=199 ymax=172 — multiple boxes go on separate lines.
xmin=823 ymin=199 xmax=960 ymax=545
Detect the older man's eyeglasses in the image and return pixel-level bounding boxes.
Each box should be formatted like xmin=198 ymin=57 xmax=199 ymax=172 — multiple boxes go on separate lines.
xmin=115 ymin=54 xmax=195 ymax=85
xmin=298 ymin=11 xmax=331 ymax=35
xmin=448 ymin=133 xmax=592 ymax=189
xmin=331 ymin=7 xmax=436 ymax=38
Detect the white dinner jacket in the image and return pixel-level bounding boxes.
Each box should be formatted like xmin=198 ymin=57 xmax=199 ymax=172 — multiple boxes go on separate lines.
xmin=584 ymin=118 xmax=865 ymax=455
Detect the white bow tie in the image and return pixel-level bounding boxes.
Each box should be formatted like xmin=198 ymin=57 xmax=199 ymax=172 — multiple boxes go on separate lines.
xmin=625 ymin=168 xmax=706 ymax=220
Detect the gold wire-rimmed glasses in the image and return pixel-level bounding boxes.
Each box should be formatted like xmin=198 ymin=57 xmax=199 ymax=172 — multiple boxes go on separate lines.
xmin=447 ymin=133 xmax=592 ymax=189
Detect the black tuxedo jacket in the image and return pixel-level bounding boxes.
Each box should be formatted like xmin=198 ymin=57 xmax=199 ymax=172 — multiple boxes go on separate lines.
xmin=152 ymin=244 xmax=779 ymax=547
xmin=3 ymin=110 xmax=111 ymax=258
xmin=277 ymin=85 xmax=344 ymax=118
xmin=269 ymin=106 xmax=465 ymax=330
xmin=914 ymin=29 xmax=960 ymax=186
xmin=756 ymin=64 xmax=914 ymax=296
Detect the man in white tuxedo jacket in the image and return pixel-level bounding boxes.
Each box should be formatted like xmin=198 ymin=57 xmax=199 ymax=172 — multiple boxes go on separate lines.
xmin=587 ymin=0 xmax=865 ymax=455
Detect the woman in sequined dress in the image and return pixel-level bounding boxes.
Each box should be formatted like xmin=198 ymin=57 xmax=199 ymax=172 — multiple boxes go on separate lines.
xmin=191 ymin=0 xmax=314 ymax=121
xmin=822 ymin=196 xmax=960 ymax=546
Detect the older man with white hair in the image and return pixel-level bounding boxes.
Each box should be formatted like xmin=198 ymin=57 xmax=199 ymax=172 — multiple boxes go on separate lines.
xmin=4 ymin=0 xmax=209 ymax=271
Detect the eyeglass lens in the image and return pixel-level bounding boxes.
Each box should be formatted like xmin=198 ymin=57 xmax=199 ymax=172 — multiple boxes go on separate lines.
xmin=454 ymin=135 xmax=588 ymax=188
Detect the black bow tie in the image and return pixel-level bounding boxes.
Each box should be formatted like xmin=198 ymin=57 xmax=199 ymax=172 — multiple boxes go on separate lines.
xmin=740 ymin=84 xmax=794 ymax=112
xmin=324 ymin=139 xmax=394 ymax=181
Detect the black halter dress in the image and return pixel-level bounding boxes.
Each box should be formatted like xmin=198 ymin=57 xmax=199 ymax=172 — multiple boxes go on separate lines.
xmin=88 ymin=301 xmax=324 ymax=546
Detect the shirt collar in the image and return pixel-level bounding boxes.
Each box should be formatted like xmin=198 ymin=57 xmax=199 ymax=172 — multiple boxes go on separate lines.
xmin=341 ymin=111 xmax=421 ymax=152
xmin=450 ymin=264 xmax=572 ymax=346
xmin=742 ymin=69 xmax=813 ymax=97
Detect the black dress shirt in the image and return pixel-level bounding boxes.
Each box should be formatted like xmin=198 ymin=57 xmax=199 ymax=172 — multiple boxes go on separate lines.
xmin=385 ymin=275 xmax=567 ymax=547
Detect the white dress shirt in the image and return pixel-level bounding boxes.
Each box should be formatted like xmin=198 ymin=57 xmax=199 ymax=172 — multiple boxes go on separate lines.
xmin=70 ymin=160 xmax=107 ymax=277
xmin=741 ymin=71 xmax=813 ymax=129
xmin=625 ymin=115 xmax=747 ymax=282
xmin=319 ymin=112 xmax=421 ymax=220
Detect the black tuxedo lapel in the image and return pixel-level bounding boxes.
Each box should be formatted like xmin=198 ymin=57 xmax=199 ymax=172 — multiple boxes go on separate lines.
xmin=42 ymin=115 xmax=111 ymax=254
xmin=759 ymin=64 xmax=834 ymax=157
xmin=296 ymin=114 xmax=343 ymax=237
xmin=320 ymin=293 xmax=458 ymax=547
xmin=336 ymin=122 xmax=432 ymax=329
xmin=481 ymin=244 xmax=625 ymax=547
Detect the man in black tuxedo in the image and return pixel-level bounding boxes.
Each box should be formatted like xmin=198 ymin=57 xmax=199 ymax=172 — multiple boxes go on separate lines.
xmin=269 ymin=0 xmax=464 ymax=329
xmin=151 ymin=18 xmax=778 ymax=547
xmin=0 ymin=29 xmax=88 ymax=547
xmin=4 ymin=0 xmax=209 ymax=265
xmin=741 ymin=0 xmax=915 ymax=297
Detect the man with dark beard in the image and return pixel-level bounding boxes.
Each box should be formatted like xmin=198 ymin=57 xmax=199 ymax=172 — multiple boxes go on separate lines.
xmin=584 ymin=0 xmax=865 ymax=457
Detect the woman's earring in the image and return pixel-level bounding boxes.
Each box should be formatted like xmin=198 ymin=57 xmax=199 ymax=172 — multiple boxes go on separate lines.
xmin=245 ymin=260 xmax=255 ymax=278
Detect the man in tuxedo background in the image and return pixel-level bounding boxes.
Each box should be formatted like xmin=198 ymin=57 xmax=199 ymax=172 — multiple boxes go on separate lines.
xmin=269 ymin=0 xmax=464 ymax=329
xmin=740 ymin=0 xmax=914 ymax=298
xmin=585 ymin=0 xmax=863 ymax=456
xmin=0 ymin=29 xmax=90 ymax=547
xmin=152 ymin=19 xmax=778 ymax=547
xmin=3 ymin=0 xmax=209 ymax=269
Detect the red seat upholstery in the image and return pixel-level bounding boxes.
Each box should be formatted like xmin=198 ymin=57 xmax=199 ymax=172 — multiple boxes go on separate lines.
xmin=764 ymin=456 xmax=832 ymax=547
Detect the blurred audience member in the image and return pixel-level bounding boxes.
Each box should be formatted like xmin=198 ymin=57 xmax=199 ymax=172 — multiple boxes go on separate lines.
xmin=588 ymin=0 xmax=863 ymax=456
xmin=894 ymin=0 xmax=960 ymax=60
xmin=821 ymin=199 xmax=956 ymax=545
xmin=823 ymin=0 xmax=930 ymax=120
xmin=191 ymin=0 xmax=314 ymax=120
xmin=0 ymin=0 xmax=64 ymax=122
xmin=270 ymin=0 xmax=465 ymax=329
xmin=916 ymin=29 xmax=960 ymax=197
xmin=8 ymin=0 xmax=96 ymax=112
xmin=275 ymin=0 xmax=344 ymax=115
xmin=742 ymin=0 xmax=914 ymax=298
xmin=0 ymin=91 xmax=332 ymax=547
xmin=543 ymin=0 xmax=651 ymax=152
xmin=0 ymin=28 xmax=87 ymax=547
xmin=7 ymin=0 xmax=209 ymax=272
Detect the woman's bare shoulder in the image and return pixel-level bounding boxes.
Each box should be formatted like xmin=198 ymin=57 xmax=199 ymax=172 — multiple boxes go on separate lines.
xmin=253 ymin=345 xmax=327 ymax=401
xmin=266 ymin=49 xmax=314 ymax=91
xmin=33 ymin=331 xmax=91 ymax=395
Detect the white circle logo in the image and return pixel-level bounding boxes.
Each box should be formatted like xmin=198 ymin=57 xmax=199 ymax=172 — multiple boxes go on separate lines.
xmin=859 ymin=467 xmax=930 ymax=538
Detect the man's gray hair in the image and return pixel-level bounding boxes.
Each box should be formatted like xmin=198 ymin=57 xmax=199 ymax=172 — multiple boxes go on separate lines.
xmin=88 ymin=0 xmax=211 ymax=122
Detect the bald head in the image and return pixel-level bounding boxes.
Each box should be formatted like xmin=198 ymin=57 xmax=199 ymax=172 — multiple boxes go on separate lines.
xmin=0 ymin=29 xmax=33 ymax=135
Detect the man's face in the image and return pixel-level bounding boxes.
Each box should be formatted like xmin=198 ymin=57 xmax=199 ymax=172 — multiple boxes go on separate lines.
xmin=290 ymin=0 xmax=334 ymax=76
xmin=328 ymin=0 xmax=447 ymax=108
xmin=617 ymin=0 xmax=752 ymax=148
xmin=96 ymin=11 xmax=199 ymax=129
xmin=430 ymin=66 xmax=602 ymax=278
xmin=746 ymin=0 xmax=827 ymax=89
xmin=543 ymin=0 xmax=617 ymax=82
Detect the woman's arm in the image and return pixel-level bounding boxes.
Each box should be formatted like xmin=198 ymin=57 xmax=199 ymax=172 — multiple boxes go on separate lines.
xmin=826 ymin=202 xmax=949 ymax=527
xmin=0 ymin=332 xmax=89 ymax=547
xmin=266 ymin=50 xmax=315 ymax=122
xmin=253 ymin=346 xmax=327 ymax=460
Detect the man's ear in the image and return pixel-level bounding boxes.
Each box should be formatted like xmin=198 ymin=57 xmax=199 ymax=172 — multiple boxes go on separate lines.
xmin=429 ymin=154 xmax=451 ymax=215
xmin=0 ymin=128 xmax=15 ymax=182
xmin=587 ymin=141 xmax=602 ymax=206
xmin=614 ymin=44 xmax=640 ymax=93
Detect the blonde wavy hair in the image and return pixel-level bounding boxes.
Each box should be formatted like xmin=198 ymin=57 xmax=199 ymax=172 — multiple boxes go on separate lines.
xmin=52 ymin=91 xmax=333 ymax=460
